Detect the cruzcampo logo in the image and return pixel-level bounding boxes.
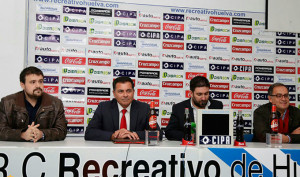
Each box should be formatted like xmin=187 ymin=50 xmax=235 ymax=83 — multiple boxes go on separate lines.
xmin=232 ymin=37 xmax=237 ymax=42
xmin=209 ymin=74 xmax=214 ymax=80
xmin=187 ymin=34 xmax=191 ymax=40
xmin=210 ymin=26 xmax=215 ymax=32
xmin=254 ymin=38 xmax=259 ymax=44
xmin=232 ymin=75 xmax=237 ymax=81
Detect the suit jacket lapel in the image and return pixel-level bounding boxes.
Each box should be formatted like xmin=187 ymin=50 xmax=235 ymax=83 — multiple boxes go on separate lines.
xmin=111 ymin=99 xmax=119 ymax=130
xmin=130 ymin=100 xmax=138 ymax=131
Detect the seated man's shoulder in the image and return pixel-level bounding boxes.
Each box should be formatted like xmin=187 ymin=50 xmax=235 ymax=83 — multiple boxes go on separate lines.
xmin=134 ymin=100 xmax=150 ymax=108
xmin=1 ymin=91 xmax=22 ymax=102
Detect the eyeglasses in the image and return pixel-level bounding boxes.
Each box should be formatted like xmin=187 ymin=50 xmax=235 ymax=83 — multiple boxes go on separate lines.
xmin=270 ymin=94 xmax=289 ymax=99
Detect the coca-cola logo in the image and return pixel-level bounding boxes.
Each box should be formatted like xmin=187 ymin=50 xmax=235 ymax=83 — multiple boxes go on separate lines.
xmin=62 ymin=56 xmax=86 ymax=65
xmin=163 ymin=23 xmax=184 ymax=31
xmin=232 ymin=92 xmax=252 ymax=100
xmin=64 ymin=107 xmax=84 ymax=115
xmin=209 ymin=35 xmax=230 ymax=43
xmin=186 ymin=72 xmax=207 ymax=80
xmin=43 ymin=86 xmax=59 ymax=94
xmin=137 ymin=89 xmax=159 ymax=97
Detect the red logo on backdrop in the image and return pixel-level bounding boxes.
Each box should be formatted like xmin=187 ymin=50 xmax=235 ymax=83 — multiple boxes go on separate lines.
xmin=137 ymin=99 xmax=160 ymax=107
xmin=64 ymin=107 xmax=85 ymax=115
xmin=62 ymin=57 xmax=86 ymax=65
xmin=290 ymin=103 xmax=296 ymax=107
xmin=87 ymin=97 xmax=110 ymax=105
xmin=162 ymin=81 xmax=183 ymax=88
xmin=62 ymin=77 xmax=85 ymax=85
xmin=161 ymin=118 xmax=170 ymax=127
xmin=162 ymin=42 xmax=184 ymax=50
xmin=254 ymin=84 xmax=271 ymax=91
xmin=186 ymin=72 xmax=207 ymax=80
xmin=138 ymin=60 xmax=160 ymax=69
xmin=232 ymin=27 xmax=252 ymax=35
xmin=137 ymin=89 xmax=159 ymax=97
xmin=43 ymin=86 xmax=59 ymax=94
xmin=163 ymin=23 xmax=184 ymax=31
xmin=88 ymin=58 xmax=111 ymax=66
xmin=66 ymin=117 xmax=84 ymax=124
xmin=298 ymin=67 xmax=300 ymax=74
xmin=232 ymin=92 xmax=252 ymax=100
xmin=185 ymin=90 xmax=191 ymax=98
xmin=210 ymin=82 xmax=230 ymax=90
xmin=276 ymin=66 xmax=296 ymax=74
xmin=298 ymin=49 xmax=300 ymax=56
xmin=232 ymin=45 xmax=252 ymax=53
xmin=209 ymin=35 xmax=230 ymax=43
xmin=139 ymin=22 xmax=161 ymax=29
xmin=209 ymin=16 xmax=230 ymax=25
xmin=231 ymin=102 xmax=252 ymax=109
xmin=88 ymin=37 xmax=112 ymax=46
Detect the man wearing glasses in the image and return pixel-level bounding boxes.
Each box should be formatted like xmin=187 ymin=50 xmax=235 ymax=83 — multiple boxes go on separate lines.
xmin=253 ymin=83 xmax=300 ymax=143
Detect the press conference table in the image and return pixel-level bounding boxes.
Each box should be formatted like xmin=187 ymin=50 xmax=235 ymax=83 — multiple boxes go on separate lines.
xmin=0 ymin=137 xmax=299 ymax=177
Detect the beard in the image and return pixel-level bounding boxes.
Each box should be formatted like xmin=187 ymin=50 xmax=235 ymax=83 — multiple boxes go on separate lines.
xmin=26 ymin=88 xmax=43 ymax=99
xmin=192 ymin=97 xmax=208 ymax=109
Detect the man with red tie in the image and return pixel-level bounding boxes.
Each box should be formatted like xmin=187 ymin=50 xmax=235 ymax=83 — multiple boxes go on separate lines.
xmin=85 ymin=76 xmax=160 ymax=141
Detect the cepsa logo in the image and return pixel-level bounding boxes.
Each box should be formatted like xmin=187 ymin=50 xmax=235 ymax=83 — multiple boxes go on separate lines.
xmin=186 ymin=72 xmax=207 ymax=80
xmin=162 ymin=81 xmax=183 ymax=88
xmin=66 ymin=117 xmax=84 ymax=125
xmin=232 ymin=45 xmax=252 ymax=53
xmin=209 ymin=16 xmax=230 ymax=25
xmin=62 ymin=76 xmax=85 ymax=85
xmin=162 ymin=42 xmax=184 ymax=50
xmin=161 ymin=118 xmax=170 ymax=127
xmin=64 ymin=107 xmax=84 ymax=115
xmin=231 ymin=102 xmax=252 ymax=109
xmin=232 ymin=92 xmax=252 ymax=100
xmin=88 ymin=37 xmax=112 ymax=46
xmin=138 ymin=60 xmax=160 ymax=69
xmin=209 ymin=35 xmax=230 ymax=43
xmin=139 ymin=22 xmax=161 ymax=29
xmin=44 ymin=76 xmax=59 ymax=84
xmin=137 ymin=89 xmax=159 ymax=97
xmin=163 ymin=23 xmax=184 ymax=31
xmin=137 ymin=99 xmax=160 ymax=107
xmin=35 ymin=55 xmax=59 ymax=64
xmin=254 ymin=84 xmax=271 ymax=91
xmin=232 ymin=27 xmax=252 ymax=35
xmin=210 ymin=82 xmax=230 ymax=90
xmin=276 ymin=66 xmax=296 ymax=74
xmin=87 ymin=97 xmax=110 ymax=105
xmin=88 ymin=58 xmax=111 ymax=66
xmin=231 ymin=65 xmax=252 ymax=73
xmin=43 ymin=85 xmax=59 ymax=94
xmin=62 ymin=57 xmax=86 ymax=65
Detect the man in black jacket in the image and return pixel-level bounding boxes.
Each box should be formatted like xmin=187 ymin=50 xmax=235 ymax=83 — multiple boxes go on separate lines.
xmin=165 ymin=76 xmax=223 ymax=140
xmin=253 ymin=83 xmax=300 ymax=143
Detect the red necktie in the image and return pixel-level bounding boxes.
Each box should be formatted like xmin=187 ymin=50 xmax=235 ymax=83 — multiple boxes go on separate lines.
xmin=120 ymin=109 xmax=127 ymax=129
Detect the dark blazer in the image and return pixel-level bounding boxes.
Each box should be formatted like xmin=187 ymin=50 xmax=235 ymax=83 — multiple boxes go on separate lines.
xmin=85 ymin=99 xmax=161 ymax=141
xmin=165 ymin=98 xmax=223 ymax=141
xmin=253 ymin=102 xmax=300 ymax=143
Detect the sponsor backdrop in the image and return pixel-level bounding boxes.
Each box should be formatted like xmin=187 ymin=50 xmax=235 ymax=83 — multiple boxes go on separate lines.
xmin=27 ymin=0 xmax=300 ymax=136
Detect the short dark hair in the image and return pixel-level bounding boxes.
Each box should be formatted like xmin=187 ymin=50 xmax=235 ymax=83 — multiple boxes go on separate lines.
xmin=190 ymin=76 xmax=210 ymax=92
xmin=268 ymin=83 xmax=288 ymax=96
xmin=20 ymin=66 xmax=44 ymax=83
xmin=113 ymin=76 xmax=134 ymax=90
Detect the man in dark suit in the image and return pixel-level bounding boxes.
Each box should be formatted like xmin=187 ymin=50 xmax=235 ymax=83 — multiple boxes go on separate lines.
xmin=165 ymin=76 xmax=223 ymax=141
xmin=85 ymin=76 xmax=160 ymax=141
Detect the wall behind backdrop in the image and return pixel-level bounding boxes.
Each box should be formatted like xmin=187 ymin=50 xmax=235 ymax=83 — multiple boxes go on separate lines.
xmin=2 ymin=0 xmax=300 ymax=137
